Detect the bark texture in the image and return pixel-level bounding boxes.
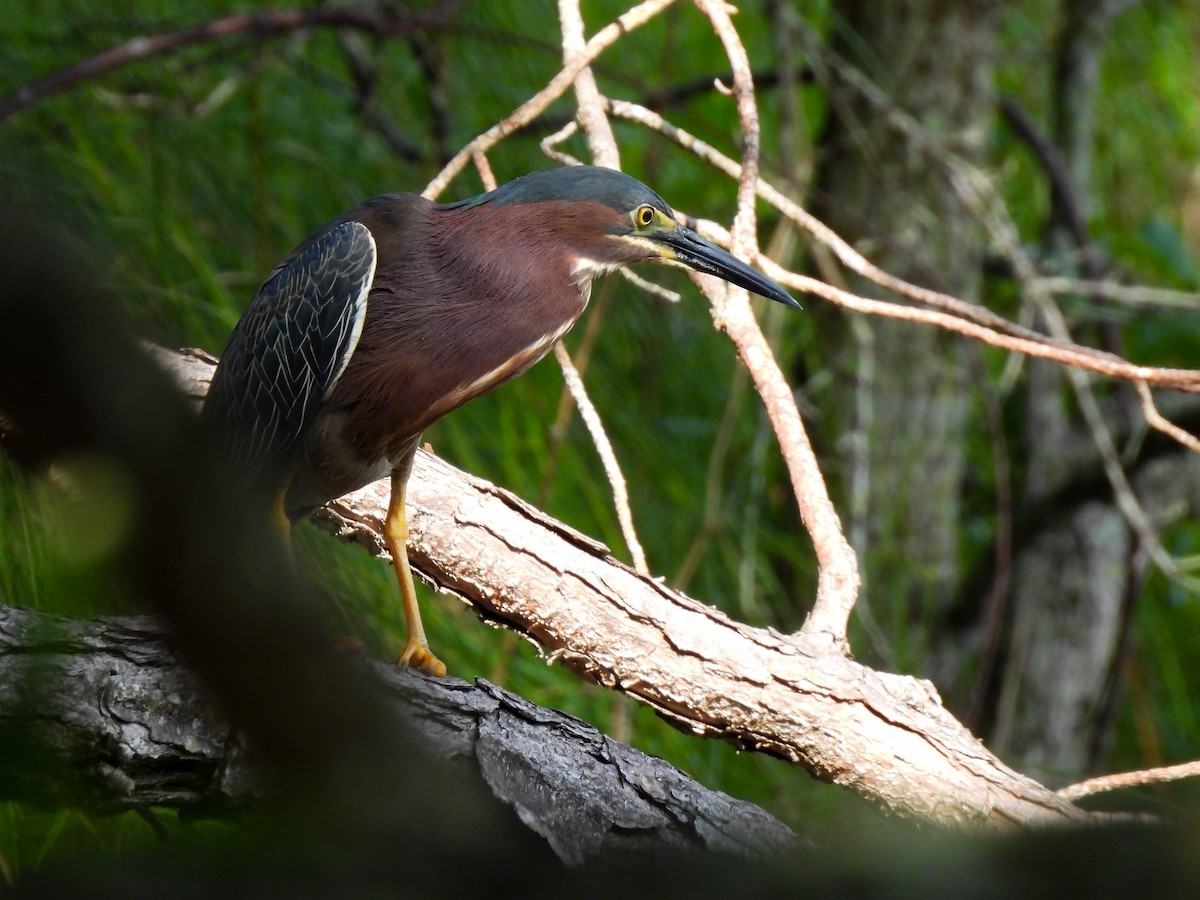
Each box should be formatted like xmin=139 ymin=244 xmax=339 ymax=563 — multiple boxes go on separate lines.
xmin=0 ymin=603 xmax=794 ymax=863
xmin=992 ymin=502 xmax=1129 ymax=777
xmin=994 ymin=450 xmax=1200 ymax=778
xmin=152 ymin=348 xmax=1084 ymax=826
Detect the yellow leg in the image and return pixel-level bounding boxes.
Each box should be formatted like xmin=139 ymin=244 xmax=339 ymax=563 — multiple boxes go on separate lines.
xmin=384 ymin=470 xmax=447 ymax=677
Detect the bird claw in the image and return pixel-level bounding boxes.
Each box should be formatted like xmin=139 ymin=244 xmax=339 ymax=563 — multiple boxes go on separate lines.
xmin=398 ymin=641 xmax=447 ymax=677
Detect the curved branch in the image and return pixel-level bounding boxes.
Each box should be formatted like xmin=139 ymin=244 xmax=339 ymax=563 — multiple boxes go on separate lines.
xmin=1059 ymin=759 xmax=1200 ymax=802
xmin=686 ymin=1 xmax=860 ymax=643
xmin=159 ymin=346 xmax=1083 ymax=826
xmin=605 ymin=98 xmax=1200 ymax=395
xmin=552 ymin=342 xmax=649 ymax=573
xmin=422 ymin=0 xmax=678 ymax=198
xmin=0 ymin=4 xmax=468 ymax=124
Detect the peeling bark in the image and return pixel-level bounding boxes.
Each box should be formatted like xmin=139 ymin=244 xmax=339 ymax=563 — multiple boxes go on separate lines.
xmin=154 ymin=346 xmax=1083 ymax=826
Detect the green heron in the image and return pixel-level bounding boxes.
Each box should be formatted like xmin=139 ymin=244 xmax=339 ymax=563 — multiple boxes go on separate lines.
xmin=203 ymin=165 xmax=798 ymax=676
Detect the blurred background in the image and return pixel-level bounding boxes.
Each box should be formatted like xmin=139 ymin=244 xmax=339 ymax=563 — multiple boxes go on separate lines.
xmin=1 ymin=0 xmax=1198 ymax=875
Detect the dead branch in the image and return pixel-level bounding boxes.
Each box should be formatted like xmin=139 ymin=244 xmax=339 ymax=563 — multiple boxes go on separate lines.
xmin=0 ymin=3 xmax=470 ymax=124
xmin=1059 ymin=759 xmax=1200 ymax=801
xmin=552 ymin=342 xmax=650 ymax=573
xmin=13 ymin=0 xmax=1189 ymax=833
xmin=423 ymin=0 xmax=678 ymax=198
xmin=157 ymin=346 xmax=1083 ymax=826
xmin=604 ymin=98 xmax=1200 ymax=394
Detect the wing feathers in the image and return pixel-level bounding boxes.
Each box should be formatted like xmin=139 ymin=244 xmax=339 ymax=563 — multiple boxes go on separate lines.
xmin=203 ymin=220 xmax=376 ymax=481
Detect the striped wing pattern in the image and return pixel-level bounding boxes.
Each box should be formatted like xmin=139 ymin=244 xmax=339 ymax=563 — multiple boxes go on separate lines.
xmin=204 ymin=220 xmax=376 ymax=481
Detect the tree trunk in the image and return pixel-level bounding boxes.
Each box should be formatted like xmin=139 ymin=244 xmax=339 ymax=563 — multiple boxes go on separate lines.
xmin=991 ymin=0 xmax=1148 ymax=775
xmin=810 ymin=0 xmax=999 ymax=650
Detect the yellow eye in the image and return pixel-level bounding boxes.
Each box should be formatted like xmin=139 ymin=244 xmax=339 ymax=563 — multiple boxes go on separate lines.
xmin=635 ymin=205 xmax=655 ymax=228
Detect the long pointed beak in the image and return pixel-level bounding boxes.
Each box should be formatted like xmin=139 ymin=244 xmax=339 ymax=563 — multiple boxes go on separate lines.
xmin=656 ymin=225 xmax=801 ymax=309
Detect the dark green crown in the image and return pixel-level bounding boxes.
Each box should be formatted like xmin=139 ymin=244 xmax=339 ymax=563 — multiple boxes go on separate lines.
xmin=445 ymin=166 xmax=674 ymax=218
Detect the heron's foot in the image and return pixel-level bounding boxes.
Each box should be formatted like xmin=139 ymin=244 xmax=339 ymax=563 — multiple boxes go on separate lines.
xmin=398 ymin=639 xmax=447 ymax=677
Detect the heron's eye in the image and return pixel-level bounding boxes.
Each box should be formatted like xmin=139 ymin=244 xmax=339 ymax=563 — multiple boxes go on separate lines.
xmin=635 ymin=205 xmax=655 ymax=228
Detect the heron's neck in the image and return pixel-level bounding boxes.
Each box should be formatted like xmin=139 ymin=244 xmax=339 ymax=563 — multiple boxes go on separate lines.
xmin=436 ymin=204 xmax=591 ymax=317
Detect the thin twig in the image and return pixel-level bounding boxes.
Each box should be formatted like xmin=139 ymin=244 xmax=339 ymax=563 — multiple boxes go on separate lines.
xmin=1036 ymin=277 xmax=1200 ymax=311
xmin=1135 ymin=381 xmax=1200 ymax=455
xmin=422 ymin=0 xmax=678 ymax=199
xmin=606 ymin=98 xmax=1200 ymax=394
xmin=689 ymin=0 xmax=859 ymax=644
xmin=618 ymin=269 xmax=682 ymax=303
xmin=553 ymin=343 xmax=649 ymax=573
xmin=539 ymin=289 xmax=612 ymax=509
xmin=1058 ymin=759 xmax=1200 ymax=801
xmin=775 ymin=271 xmax=1200 ymax=393
xmin=539 ymin=119 xmax=585 ymax=166
xmin=0 ymin=4 xmax=469 ymax=123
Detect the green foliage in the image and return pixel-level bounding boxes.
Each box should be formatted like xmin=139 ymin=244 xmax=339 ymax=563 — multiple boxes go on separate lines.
xmin=989 ymin=0 xmax=1200 ymax=790
xmin=3 ymin=0 xmax=1200 ymax=875
xmin=0 ymin=0 xmax=838 ymax=868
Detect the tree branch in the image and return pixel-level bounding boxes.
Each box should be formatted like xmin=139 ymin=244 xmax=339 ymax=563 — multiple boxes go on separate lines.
xmin=0 ymin=603 xmax=794 ymax=863
xmin=156 ymin=346 xmax=1084 ymax=826
xmin=422 ymin=0 xmax=678 ymax=198
xmin=1059 ymin=759 xmax=1200 ymax=801
xmin=0 ymin=4 xmax=470 ymax=124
